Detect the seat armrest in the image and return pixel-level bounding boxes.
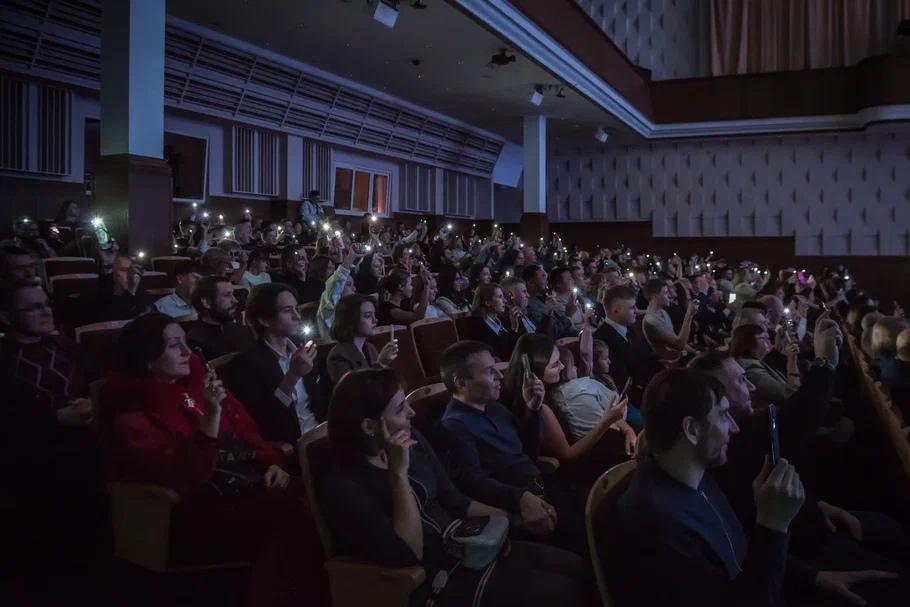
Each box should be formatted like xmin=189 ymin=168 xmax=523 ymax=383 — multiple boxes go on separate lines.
xmin=325 ymin=557 xmax=425 ymax=607
xmin=109 ymin=482 xmax=180 ymax=572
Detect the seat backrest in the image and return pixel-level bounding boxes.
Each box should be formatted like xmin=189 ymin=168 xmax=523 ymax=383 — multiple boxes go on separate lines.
xmin=49 ymin=273 xmax=98 ymax=297
xmin=586 ymin=460 xmax=637 ymax=607
xmin=410 ymin=318 xmax=458 ymax=379
xmin=298 ymin=423 xmax=336 ymax=557
xmin=210 ymin=351 xmax=239 ymax=369
xmin=76 ymin=320 xmax=132 ymax=375
xmin=44 ymin=257 xmax=96 ymax=278
xmin=368 ymin=326 xmax=426 ymax=393
xmin=151 ymin=256 xmax=191 ymax=274
xmin=453 ymin=315 xmax=473 ymax=341
xmin=405 ymin=383 xmax=450 ymax=433
xmin=139 ymin=271 xmax=173 ymax=291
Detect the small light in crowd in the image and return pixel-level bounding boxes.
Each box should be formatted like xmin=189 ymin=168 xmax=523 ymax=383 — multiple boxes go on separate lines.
xmin=709 ymin=250 xmax=714 ymax=255
xmin=447 ymin=224 xmax=453 ymax=230
xmin=91 ymin=217 xmax=103 ymax=227
xmin=173 ymin=243 xmax=179 ymax=251
xmin=493 ymin=223 xmax=498 ymax=228
xmin=407 ymin=248 xmax=412 ymax=253
xmin=302 ymin=324 xmax=313 ymax=336
xmin=223 ymin=230 xmax=231 ymax=239
xmin=707 ymin=263 xmax=712 ymax=269
xmin=572 ymin=287 xmax=579 ymax=295
xmin=845 ymin=275 xmax=851 ymax=280
xmin=311 ymin=221 xmax=317 ymax=227
xmin=784 ymin=307 xmax=791 ymax=315
xmin=136 ymin=250 xmax=146 ymax=259
xmin=370 ymin=215 xmax=378 ymax=223
xmin=472 ymin=223 xmax=476 ymax=227
xmin=245 ymin=208 xmax=251 ymax=214
xmin=334 ymin=230 xmax=341 ymax=237
xmin=218 ymin=214 xmax=224 ymax=221
xmin=695 ymin=264 xmax=701 ymax=270
xmin=505 ymin=270 xmax=512 ymax=277
xmin=322 ymin=222 xmax=331 ymax=232
xmin=192 ymin=202 xmax=198 ymax=208
xmin=628 ymin=271 xmax=634 ymax=278
xmin=801 ymin=268 xmax=807 ymax=273
xmin=203 ymin=211 xmax=209 ymax=218
xmin=366 ymin=245 xmax=373 ymax=252
xmin=585 ymin=302 xmax=593 ymax=310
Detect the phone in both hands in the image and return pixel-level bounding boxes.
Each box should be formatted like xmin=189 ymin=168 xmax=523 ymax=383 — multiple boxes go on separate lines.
xmin=767 ymin=404 xmax=781 ymax=467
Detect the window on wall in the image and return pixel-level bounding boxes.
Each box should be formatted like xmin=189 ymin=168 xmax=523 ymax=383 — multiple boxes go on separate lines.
xmin=332 ymin=164 xmax=390 ymax=216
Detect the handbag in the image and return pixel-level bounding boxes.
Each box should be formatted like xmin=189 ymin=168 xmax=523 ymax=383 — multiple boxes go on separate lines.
xmin=441 ymin=515 xmax=509 ymax=570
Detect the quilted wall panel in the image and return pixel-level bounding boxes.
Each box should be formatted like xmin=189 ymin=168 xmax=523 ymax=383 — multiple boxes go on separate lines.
xmin=574 ymin=0 xmax=709 ymax=80
xmin=548 ymin=130 xmax=910 ymax=256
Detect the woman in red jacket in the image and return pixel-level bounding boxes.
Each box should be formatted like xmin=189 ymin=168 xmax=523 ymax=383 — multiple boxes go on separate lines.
xmin=101 ymin=313 xmax=326 ymax=607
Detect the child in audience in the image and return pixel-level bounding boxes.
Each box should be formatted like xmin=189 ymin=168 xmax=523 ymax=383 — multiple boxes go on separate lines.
xmin=240 ymin=249 xmax=272 ymax=290
xmin=101 ymin=313 xmax=326 ymax=607
xmin=320 ymin=368 xmax=592 ymax=607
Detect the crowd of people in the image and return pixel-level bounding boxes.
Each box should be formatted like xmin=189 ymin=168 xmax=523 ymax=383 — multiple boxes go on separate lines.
xmin=2 ymin=195 xmax=909 ymax=607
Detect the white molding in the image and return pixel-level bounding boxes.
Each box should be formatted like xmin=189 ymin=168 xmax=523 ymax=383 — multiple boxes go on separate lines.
xmin=455 ymin=0 xmax=910 ymax=139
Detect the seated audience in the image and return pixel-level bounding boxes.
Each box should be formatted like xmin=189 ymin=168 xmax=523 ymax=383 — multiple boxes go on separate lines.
xmin=860 ymin=310 xmax=885 ymax=359
xmin=320 ymin=368 xmax=591 ymax=607
xmin=871 ymin=316 xmax=910 ymax=372
xmin=593 ymin=285 xmax=660 ymax=408
xmin=154 ymin=260 xmax=206 ymax=319
xmin=298 ymin=255 xmax=333 ymax=304
xmin=884 ymin=329 xmax=910 ymax=419
xmin=607 ymin=368 xmax=807 ymax=607
xmin=184 ymin=276 xmax=255 ymax=361
xmin=315 ymin=247 xmax=357 ymax=341
xmin=731 ymin=323 xmax=800 ymax=410
xmin=642 ymin=278 xmax=699 ymax=361
xmin=1 ymin=245 xmax=40 ymax=287
xmin=411 ymin=273 xmax=445 ymax=319
xmin=353 ymin=252 xmax=382 ymax=295
xmin=438 ymin=340 xmax=587 ymax=554
xmin=269 ymin=246 xmax=308 ymax=298
xmin=457 ymin=282 xmax=517 ymax=361
xmin=501 ymin=332 xmax=631 ymax=487
xmin=523 ymin=266 xmax=574 ymax=339
xmin=95 ymin=252 xmax=154 ymax=321
xmin=222 ymin=283 xmax=327 ymax=446
xmin=434 ymin=265 xmax=472 ymax=316
xmin=239 ymin=249 xmax=273 ymax=290
xmin=377 ymin=269 xmax=429 ymax=326
xmin=325 ymin=294 xmax=399 ymax=384
xmin=101 ymin=313 xmax=326 ymax=607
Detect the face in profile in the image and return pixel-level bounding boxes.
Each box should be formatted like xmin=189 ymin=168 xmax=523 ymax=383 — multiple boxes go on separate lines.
xmin=148 ymin=323 xmax=192 ymax=381
xmin=459 ymin=350 xmax=502 ymax=404
xmin=692 ymin=395 xmax=739 ymax=468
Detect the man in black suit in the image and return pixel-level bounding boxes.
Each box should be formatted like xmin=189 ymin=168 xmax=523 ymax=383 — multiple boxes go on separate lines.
xmin=222 ymin=283 xmax=327 ymax=447
xmin=593 ymin=285 xmax=660 ymax=408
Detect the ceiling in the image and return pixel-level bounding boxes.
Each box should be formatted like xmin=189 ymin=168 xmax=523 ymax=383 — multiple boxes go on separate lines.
xmin=166 ymin=0 xmax=634 ymax=145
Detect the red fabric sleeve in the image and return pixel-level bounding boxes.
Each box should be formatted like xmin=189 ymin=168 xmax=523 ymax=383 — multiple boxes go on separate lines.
xmin=110 ymin=411 xmax=219 ymax=495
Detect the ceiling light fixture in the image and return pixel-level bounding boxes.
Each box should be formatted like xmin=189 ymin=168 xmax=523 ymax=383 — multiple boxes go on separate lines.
xmin=594 ymin=127 xmax=610 ymax=144
xmin=372 ymin=0 xmax=399 ymax=28
xmin=529 ymin=85 xmax=544 ymax=106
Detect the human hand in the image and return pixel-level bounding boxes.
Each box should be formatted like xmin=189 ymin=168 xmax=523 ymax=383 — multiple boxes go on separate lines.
xmin=686 ymin=299 xmax=700 ymax=318
xmin=343 ymin=246 xmax=357 ymax=268
xmin=753 ymin=457 xmax=805 ymax=533
xmin=818 ymin=500 xmax=863 ymax=541
xmin=815 ymin=570 xmax=897 ymax=606
xmin=509 ymin=306 xmax=521 ymax=333
xmin=56 ymin=398 xmax=94 ymax=427
xmin=127 ymin=262 xmax=143 ymax=293
xmin=583 ymin=305 xmax=596 ymax=326
xmin=289 ymin=340 xmax=317 ymax=378
xmin=543 ymin=296 xmax=557 ymax=317
xmin=382 ymin=419 xmax=416 ymax=478
xmin=521 ymin=372 xmax=545 ymax=411
xmin=784 ymin=342 xmax=800 ymax=359
xmin=624 ymin=426 xmax=637 ymax=457
xmin=519 ymin=491 xmax=557 ymax=535
xmin=264 ymin=464 xmax=290 ymax=489
xmin=378 ymin=339 xmax=399 ymax=367
xmin=893 ymin=301 xmax=905 ymax=319
xmin=203 ymin=368 xmax=227 ymax=412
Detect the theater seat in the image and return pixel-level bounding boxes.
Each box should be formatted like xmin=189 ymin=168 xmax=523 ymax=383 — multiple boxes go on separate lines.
xmin=410 ymin=317 xmax=458 ymax=380
xmin=405 ymin=383 xmax=450 ymax=433
xmin=49 ymin=273 xmax=98 ymax=298
xmin=369 ymin=326 xmax=425 ymax=393
xmin=44 ymin=256 xmax=97 ymax=278
xmin=75 ymin=320 xmax=131 ymax=375
xmin=298 ymin=423 xmax=425 ymax=607
xmin=139 ymin=271 xmax=172 ymax=291
xmin=151 ymin=255 xmax=191 ymax=275
xmin=586 ymin=460 xmax=637 ymax=607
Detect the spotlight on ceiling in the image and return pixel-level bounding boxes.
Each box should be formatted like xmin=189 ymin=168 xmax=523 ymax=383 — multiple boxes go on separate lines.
xmin=490 ymin=48 xmax=516 ymax=67
xmin=529 ymin=86 xmax=544 ymax=106
xmin=594 ymin=127 xmax=610 ymax=144
xmin=372 ymin=0 xmax=399 ymax=28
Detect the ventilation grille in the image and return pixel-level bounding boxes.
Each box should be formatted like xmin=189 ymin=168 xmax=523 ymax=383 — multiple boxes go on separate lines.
xmin=303 ymin=141 xmax=332 ymax=200
xmin=232 ymin=125 xmax=279 ymax=196
xmin=444 ymin=171 xmax=491 ymax=218
xmin=0 ymin=76 xmax=27 ymax=171
xmin=0 ymin=1 xmax=503 ymax=177
xmin=401 ymin=163 xmax=436 ymax=213
xmin=37 ymin=84 xmax=70 ymax=174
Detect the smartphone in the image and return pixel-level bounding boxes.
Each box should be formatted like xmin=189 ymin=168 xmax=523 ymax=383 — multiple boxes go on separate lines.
xmin=619 ymin=376 xmax=633 ymax=399
xmin=727 ymin=292 xmax=737 ymax=304
xmin=521 ymin=353 xmax=533 ymax=380
xmin=768 ymin=404 xmax=780 ymax=466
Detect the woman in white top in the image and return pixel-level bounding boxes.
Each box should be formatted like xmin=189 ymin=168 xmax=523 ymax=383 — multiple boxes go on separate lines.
xmin=411 ymin=273 xmax=444 ymax=320
xmin=240 ymin=249 xmax=273 ymax=290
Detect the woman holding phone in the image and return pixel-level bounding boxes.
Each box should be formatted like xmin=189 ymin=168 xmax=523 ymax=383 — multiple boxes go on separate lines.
xmin=325 ymin=294 xmax=399 ymax=385
xmin=101 ymin=313 xmax=326 ymax=607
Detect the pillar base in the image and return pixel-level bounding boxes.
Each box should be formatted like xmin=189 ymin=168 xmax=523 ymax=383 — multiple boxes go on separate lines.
xmin=94 ymin=154 xmax=172 ymax=256
xmin=519 ymin=212 xmax=549 ymax=245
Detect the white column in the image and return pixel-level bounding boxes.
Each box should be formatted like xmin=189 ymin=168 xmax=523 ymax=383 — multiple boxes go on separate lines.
xmin=522 ymin=115 xmax=547 ymax=214
xmin=100 ymin=0 xmax=165 ymax=158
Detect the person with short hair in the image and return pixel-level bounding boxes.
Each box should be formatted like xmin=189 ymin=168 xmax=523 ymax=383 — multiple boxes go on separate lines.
xmin=184 ymin=275 xmax=255 ymax=361
xmin=95 ymin=252 xmax=154 ymax=321
xmin=438 ymin=340 xmax=588 ymax=554
xmin=269 ymin=246 xmax=308 ymax=298
xmin=325 ymin=294 xmax=399 ymax=385
xmin=377 ymin=268 xmax=429 ymax=326
xmin=1 ymin=245 xmax=40 ymax=287
xmin=222 ymin=283 xmax=326 ymax=445
xmin=642 ymin=278 xmax=699 ymax=360
xmin=320 ymin=368 xmax=591 ymax=607
xmin=100 ymin=313 xmax=326 ymax=607
xmin=523 ymin=265 xmax=574 ymax=340
xmin=298 ymin=255 xmax=333 ymax=305
xmin=154 ymin=261 xmax=207 ymax=318
xmin=500 ymin=275 xmax=548 ymax=336
xmin=606 ymin=369 xmax=807 ymax=607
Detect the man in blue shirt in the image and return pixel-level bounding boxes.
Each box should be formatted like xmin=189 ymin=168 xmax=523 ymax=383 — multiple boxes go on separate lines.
xmin=438 ymin=340 xmax=587 ymax=554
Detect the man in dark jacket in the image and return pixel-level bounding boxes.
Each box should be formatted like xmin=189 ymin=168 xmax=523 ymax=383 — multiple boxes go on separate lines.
xmin=607 ymin=368 xmax=805 ymax=607
xmin=593 ymin=285 xmax=661 ymax=407
xmin=184 ymin=275 xmax=255 ymax=361
xmin=95 ymin=253 xmax=154 ymax=321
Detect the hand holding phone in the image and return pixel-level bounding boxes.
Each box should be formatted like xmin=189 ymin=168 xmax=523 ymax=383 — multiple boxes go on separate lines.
xmin=768 ymin=405 xmax=780 ymax=466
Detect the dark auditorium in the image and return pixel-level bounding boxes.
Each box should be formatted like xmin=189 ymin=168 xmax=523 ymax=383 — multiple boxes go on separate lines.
xmin=4 ymin=1 xmax=910 ymax=606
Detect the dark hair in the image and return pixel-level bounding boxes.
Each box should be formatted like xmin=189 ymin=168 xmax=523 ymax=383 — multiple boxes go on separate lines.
xmin=172 ymin=260 xmax=207 ymax=280
xmin=310 ymin=255 xmax=333 ymax=283
xmin=687 ymin=350 xmax=731 ymax=374
xmin=603 ymin=285 xmax=636 ymax=307
xmin=331 ymin=294 xmax=376 ymax=342
xmin=245 ymin=282 xmax=298 ymax=337
xmin=308 ymin=189 xmax=320 ymax=198
xmin=742 ymin=300 xmax=769 ymax=313
xmin=520 ymin=264 xmax=543 ymax=284
xmin=191 ymin=275 xmax=232 ymax=313
xmin=471 ymin=282 xmax=501 ymax=317
xmin=281 ymin=246 xmax=307 ymax=275
xmin=440 ymin=340 xmax=493 ymax=392
xmin=730 ymin=324 xmax=766 ymax=358
xmin=548 ymin=266 xmax=572 ymax=290
xmin=501 ymin=333 xmax=556 ymax=414
xmin=117 ymin=313 xmax=178 ymax=377
xmin=327 ymin=368 xmax=402 ymax=456
xmin=467 ymin=264 xmax=490 ymax=290
xmin=354 ymin=253 xmax=380 ymax=294
xmin=643 ymin=279 xmax=666 ymax=299
xmin=379 ymin=269 xmax=410 ymax=302
xmin=436 ymin=265 xmax=469 ymax=309
xmin=642 ymin=369 xmax=726 ymax=453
